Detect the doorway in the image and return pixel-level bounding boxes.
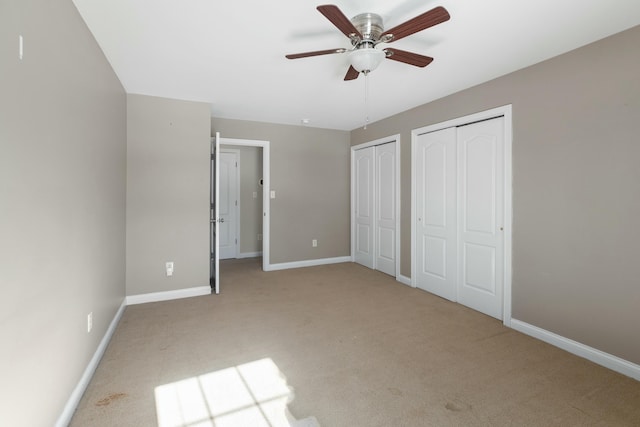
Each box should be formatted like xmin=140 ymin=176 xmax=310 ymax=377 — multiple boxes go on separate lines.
xmin=351 ymin=135 xmax=400 ymax=277
xmin=411 ymin=106 xmax=512 ymax=323
xmin=211 ymin=135 xmax=270 ymax=293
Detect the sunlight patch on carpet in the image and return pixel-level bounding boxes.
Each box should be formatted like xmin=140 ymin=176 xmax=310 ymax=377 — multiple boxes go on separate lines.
xmin=154 ymin=358 xmax=319 ymax=427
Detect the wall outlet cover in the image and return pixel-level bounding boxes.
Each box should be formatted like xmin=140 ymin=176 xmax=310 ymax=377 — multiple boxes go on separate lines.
xmin=166 ymin=262 xmax=174 ymax=276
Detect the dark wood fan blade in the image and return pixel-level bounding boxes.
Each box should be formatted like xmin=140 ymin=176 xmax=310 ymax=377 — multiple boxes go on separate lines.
xmin=381 ymin=6 xmax=450 ymax=42
xmin=286 ymin=48 xmax=346 ymax=59
xmin=384 ymin=48 xmax=434 ymax=67
xmin=344 ymin=65 xmax=360 ymax=81
xmin=317 ymin=4 xmax=362 ymax=39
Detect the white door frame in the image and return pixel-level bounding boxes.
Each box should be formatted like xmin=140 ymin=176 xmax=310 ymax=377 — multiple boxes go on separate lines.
xmin=217 ymin=137 xmax=271 ymax=271
xmin=351 ymin=134 xmax=401 ymax=277
xmin=411 ymin=105 xmax=513 ymax=326
xmin=219 ymin=148 xmax=240 ymax=259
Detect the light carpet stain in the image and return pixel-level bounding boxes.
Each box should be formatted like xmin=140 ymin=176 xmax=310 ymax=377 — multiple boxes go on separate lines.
xmin=445 ymin=400 xmax=472 ymax=412
xmin=388 ymin=387 xmax=404 ymax=397
xmin=95 ymin=392 xmax=127 ymax=407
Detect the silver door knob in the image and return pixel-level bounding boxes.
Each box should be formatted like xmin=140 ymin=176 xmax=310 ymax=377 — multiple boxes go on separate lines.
xmin=219 ymin=218 xmax=225 ymax=223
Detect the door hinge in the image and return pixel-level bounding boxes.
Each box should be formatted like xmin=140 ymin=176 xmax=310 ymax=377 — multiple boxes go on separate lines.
xmin=235 ymin=200 xmax=237 ymax=206
xmin=235 ymin=238 xmax=237 ymax=244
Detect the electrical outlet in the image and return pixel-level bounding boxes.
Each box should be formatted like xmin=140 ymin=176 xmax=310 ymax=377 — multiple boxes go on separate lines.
xmin=87 ymin=312 xmax=93 ymax=333
xmin=257 ymin=234 xmax=262 ymax=241
xmin=312 ymin=239 xmax=318 ymax=247
xmin=166 ymin=261 xmax=174 ymax=277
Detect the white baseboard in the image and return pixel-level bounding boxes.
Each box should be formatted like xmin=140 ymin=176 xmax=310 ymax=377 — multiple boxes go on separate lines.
xmin=126 ymin=285 xmax=211 ymax=305
xmin=510 ymin=319 xmax=640 ymax=381
xmin=265 ymin=256 xmax=351 ymax=271
xmin=57 ymin=286 xmax=210 ymax=425
xmin=56 ymin=299 xmax=127 ymax=427
xmin=397 ymin=274 xmax=412 ymax=287
xmin=238 ymin=251 xmax=262 ymax=259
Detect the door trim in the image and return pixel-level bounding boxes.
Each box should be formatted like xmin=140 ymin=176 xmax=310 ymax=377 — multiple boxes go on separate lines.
xmin=351 ymin=134 xmax=401 ymax=277
xmin=217 ymin=137 xmax=271 ymax=271
xmin=411 ymin=105 xmax=512 ymax=326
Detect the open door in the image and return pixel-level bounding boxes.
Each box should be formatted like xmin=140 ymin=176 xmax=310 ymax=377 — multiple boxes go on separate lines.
xmin=210 ymin=132 xmax=221 ymax=294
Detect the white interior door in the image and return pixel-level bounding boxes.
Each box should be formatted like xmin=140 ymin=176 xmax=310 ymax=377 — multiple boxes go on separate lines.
xmin=354 ymin=146 xmax=374 ymax=269
xmin=457 ymin=118 xmax=504 ymax=319
xmin=415 ymin=128 xmax=457 ymax=300
xmin=414 ymin=116 xmax=505 ymax=319
xmin=218 ymin=151 xmax=238 ymax=259
xmin=375 ymin=142 xmax=396 ymax=276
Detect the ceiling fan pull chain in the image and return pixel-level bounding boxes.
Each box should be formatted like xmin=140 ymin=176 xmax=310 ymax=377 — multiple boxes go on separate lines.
xmin=364 ymin=72 xmax=370 ymax=129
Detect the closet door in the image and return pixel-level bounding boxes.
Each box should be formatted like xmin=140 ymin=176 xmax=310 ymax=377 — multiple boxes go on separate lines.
xmin=415 ymin=128 xmax=457 ymax=300
xmin=375 ymin=142 xmax=396 ymax=276
xmin=457 ymin=118 xmax=504 ymax=319
xmin=354 ymin=146 xmax=375 ymax=269
xmin=414 ymin=115 xmax=506 ymax=320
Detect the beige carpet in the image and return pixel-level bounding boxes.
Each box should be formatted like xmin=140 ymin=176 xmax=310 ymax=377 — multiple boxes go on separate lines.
xmin=70 ymin=259 xmax=640 ymax=426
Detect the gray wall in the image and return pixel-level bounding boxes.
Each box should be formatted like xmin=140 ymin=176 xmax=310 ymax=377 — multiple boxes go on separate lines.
xmin=352 ymin=25 xmax=640 ymax=365
xmin=126 ymin=94 xmax=211 ymax=296
xmin=212 ymin=118 xmax=351 ymax=264
xmin=221 ymin=145 xmax=263 ymax=255
xmin=0 ymin=0 xmax=127 ymax=425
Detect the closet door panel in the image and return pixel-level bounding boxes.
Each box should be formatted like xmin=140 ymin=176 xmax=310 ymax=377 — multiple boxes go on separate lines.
xmin=375 ymin=143 xmax=396 ymax=276
xmin=457 ymin=118 xmax=504 ymax=319
xmin=415 ymin=128 xmax=457 ymax=301
xmin=354 ymin=147 xmax=375 ymax=269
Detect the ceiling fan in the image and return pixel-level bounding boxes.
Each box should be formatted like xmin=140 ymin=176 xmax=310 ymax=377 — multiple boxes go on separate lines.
xmin=286 ymin=4 xmax=451 ymax=81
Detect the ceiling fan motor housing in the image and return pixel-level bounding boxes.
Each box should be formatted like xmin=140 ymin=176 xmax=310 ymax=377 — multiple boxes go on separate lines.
xmin=351 ymin=13 xmax=384 ymax=44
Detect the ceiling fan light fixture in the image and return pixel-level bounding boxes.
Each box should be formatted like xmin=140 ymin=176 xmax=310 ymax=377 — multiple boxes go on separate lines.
xmin=349 ymin=47 xmax=385 ymax=73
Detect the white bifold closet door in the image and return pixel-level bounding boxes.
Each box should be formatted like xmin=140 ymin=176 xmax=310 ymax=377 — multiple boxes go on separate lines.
xmin=354 ymin=142 xmax=396 ymax=276
xmin=354 ymin=147 xmax=375 ymax=269
xmin=415 ymin=127 xmax=458 ymax=301
xmin=415 ymin=117 xmax=504 ymax=319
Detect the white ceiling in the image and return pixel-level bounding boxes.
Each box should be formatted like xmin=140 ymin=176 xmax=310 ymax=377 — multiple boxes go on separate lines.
xmin=72 ymin=0 xmax=640 ymax=131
